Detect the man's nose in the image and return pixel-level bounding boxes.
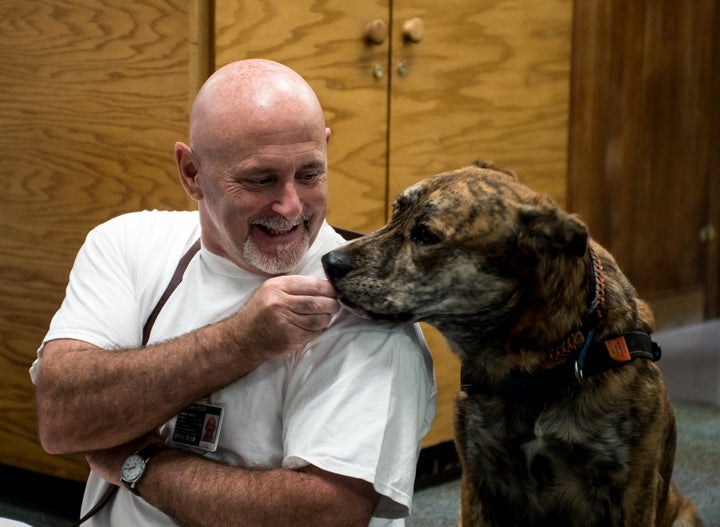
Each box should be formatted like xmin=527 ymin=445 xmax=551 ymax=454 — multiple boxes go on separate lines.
xmin=272 ymin=181 xmax=303 ymax=218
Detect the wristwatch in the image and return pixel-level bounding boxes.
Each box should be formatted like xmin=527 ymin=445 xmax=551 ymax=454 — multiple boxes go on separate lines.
xmin=120 ymin=443 xmax=164 ymax=495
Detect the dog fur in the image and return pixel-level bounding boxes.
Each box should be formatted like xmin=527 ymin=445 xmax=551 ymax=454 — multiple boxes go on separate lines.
xmin=322 ymin=162 xmax=704 ymax=527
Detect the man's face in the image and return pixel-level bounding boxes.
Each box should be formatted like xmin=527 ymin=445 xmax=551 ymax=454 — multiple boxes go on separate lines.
xmin=194 ymin=124 xmax=329 ymax=275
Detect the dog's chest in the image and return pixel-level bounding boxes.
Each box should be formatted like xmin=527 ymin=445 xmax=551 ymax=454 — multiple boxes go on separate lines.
xmin=456 ymin=392 xmax=632 ymax=524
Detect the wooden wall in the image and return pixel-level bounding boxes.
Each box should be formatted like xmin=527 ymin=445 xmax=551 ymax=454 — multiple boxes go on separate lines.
xmin=0 ymin=0 xmax=570 ymax=480
xmin=0 ymin=0 xmax=208 ymax=481
xmin=4 ymin=0 xmax=714 ymax=484
xmin=568 ymin=0 xmax=720 ymax=328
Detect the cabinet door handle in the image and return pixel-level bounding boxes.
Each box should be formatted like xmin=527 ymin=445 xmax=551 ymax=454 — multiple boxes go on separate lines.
xmin=402 ymin=17 xmax=425 ymax=43
xmin=364 ymin=19 xmax=388 ymax=45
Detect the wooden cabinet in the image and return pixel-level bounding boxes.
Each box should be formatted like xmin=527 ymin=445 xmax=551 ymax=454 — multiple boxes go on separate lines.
xmin=568 ymin=0 xmax=720 ymax=329
xmin=0 ymin=0 xmax=572 ymax=482
xmin=216 ymin=0 xmax=573 ymax=446
xmin=2 ymin=0 xmax=715 ymax=483
xmin=0 ymin=0 xmax=205 ymax=481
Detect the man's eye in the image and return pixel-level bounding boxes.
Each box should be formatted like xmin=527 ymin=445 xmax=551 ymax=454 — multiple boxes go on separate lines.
xmin=241 ymin=177 xmax=274 ymax=187
xmin=298 ymin=172 xmax=321 ymax=184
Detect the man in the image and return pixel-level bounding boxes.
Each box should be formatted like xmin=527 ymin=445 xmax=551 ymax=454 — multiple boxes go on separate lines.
xmin=30 ymin=59 xmax=436 ymax=526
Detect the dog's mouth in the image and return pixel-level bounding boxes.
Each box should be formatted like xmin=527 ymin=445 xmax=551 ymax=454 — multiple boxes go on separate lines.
xmin=336 ymin=296 xmax=415 ymax=323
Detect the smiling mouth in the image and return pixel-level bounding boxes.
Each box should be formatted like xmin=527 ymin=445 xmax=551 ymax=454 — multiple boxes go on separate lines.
xmin=256 ymin=224 xmax=301 ymax=236
xmin=252 ymin=216 xmax=309 ymax=238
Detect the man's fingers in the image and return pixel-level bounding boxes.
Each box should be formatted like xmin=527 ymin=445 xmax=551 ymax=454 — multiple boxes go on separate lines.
xmin=270 ymin=275 xmax=338 ymax=299
xmin=291 ymin=295 xmax=341 ymax=316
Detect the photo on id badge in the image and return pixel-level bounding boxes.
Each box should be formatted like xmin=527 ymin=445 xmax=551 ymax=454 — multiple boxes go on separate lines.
xmin=171 ymin=402 xmax=224 ymax=452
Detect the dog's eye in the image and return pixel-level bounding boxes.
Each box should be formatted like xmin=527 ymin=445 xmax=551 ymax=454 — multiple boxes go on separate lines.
xmin=411 ymin=224 xmax=441 ymax=245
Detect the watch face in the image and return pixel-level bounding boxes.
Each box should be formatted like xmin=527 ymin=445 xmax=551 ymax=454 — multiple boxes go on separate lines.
xmin=121 ymin=454 xmax=145 ymax=483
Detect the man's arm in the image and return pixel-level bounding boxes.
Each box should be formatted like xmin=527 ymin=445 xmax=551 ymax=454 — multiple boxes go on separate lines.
xmin=36 ymin=275 xmax=339 ymax=454
xmin=87 ymin=443 xmax=379 ymax=527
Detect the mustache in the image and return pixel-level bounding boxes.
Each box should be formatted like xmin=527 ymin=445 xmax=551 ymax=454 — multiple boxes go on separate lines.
xmin=250 ymin=214 xmax=310 ymax=231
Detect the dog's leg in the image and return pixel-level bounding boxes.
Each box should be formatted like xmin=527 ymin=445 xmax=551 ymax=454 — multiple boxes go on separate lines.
xmin=666 ymin=483 xmax=706 ymax=527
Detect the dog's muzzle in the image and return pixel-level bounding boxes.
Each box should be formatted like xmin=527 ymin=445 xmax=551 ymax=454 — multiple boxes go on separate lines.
xmin=321 ymin=250 xmax=353 ymax=282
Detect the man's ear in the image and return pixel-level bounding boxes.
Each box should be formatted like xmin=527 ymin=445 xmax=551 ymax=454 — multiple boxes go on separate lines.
xmin=175 ymin=142 xmax=203 ymax=201
xmin=517 ymin=195 xmax=588 ymax=258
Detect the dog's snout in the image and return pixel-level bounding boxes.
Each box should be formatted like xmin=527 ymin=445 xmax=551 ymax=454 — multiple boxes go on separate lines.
xmin=322 ymin=250 xmax=354 ymax=281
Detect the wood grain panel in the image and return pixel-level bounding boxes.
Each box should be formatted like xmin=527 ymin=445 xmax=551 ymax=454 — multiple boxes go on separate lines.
xmin=0 ymin=0 xmax=198 ymax=481
xmin=389 ymin=0 xmax=572 ymax=204
xmin=567 ymin=0 xmax=720 ymax=328
xmin=214 ymin=0 xmax=391 ymax=233
xmin=389 ymin=0 xmax=572 ymax=446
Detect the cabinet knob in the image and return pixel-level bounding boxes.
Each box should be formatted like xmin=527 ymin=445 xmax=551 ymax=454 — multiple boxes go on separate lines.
xmin=364 ymin=19 xmax=388 ymax=45
xmin=699 ymin=224 xmax=716 ymax=242
xmin=402 ymin=17 xmax=425 ymax=43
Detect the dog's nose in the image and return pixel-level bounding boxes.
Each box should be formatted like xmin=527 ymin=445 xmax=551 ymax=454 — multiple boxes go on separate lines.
xmin=322 ymin=250 xmax=353 ymax=280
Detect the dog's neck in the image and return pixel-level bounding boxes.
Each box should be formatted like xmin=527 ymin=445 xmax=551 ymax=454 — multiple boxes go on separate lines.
xmin=544 ymin=244 xmax=605 ymax=363
xmin=457 ymin=243 xmax=661 ymax=393
xmin=441 ymin=244 xmax=602 ymax=377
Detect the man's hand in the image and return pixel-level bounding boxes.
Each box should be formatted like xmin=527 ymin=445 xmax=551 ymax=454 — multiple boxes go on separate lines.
xmin=86 ymin=433 xmax=163 ymax=487
xmin=230 ymin=275 xmax=340 ymax=363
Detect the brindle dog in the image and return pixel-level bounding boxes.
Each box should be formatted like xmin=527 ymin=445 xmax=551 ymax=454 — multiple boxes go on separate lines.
xmin=322 ymin=162 xmax=704 ymax=527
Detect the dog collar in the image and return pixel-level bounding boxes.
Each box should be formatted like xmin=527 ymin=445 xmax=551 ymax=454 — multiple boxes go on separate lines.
xmin=547 ymin=246 xmax=662 ymax=382
xmin=460 ymin=245 xmax=662 ymax=396
xmin=460 ymin=330 xmax=661 ymax=397
xmin=546 ymin=245 xmax=606 ymax=363
xmin=573 ymin=329 xmax=662 ymax=381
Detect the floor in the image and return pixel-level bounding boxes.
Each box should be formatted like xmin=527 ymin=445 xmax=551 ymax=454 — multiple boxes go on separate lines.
xmin=655 ymin=319 xmax=720 ymax=406
xmin=1 ymin=320 xmax=718 ymax=526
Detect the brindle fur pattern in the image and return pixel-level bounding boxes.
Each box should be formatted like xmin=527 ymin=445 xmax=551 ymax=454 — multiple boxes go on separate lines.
xmin=322 ymin=162 xmax=704 ymax=527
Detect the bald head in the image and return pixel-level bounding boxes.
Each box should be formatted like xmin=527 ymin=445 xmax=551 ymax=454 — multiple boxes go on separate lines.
xmin=189 ymin=60 xmax=327 ymax=160
xmin=174 ymin=60 xmax=331 ymax=274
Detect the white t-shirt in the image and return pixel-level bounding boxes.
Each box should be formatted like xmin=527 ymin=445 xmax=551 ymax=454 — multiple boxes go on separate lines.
xmin=30 ymin=211 xmax=437 ymax=526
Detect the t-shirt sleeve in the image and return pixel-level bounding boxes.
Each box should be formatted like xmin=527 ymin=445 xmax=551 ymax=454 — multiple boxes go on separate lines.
xmin=281 ymin=318 xmax=437 ymax=519
xmin=29 ymin=211 xmax=201 ymax=385
xmin=45 ymin=221 xmax=143 ymax=349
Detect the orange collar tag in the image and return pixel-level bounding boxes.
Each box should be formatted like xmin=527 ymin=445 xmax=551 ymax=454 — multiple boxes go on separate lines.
xmin=605 ymin=336 xmax=632 ymax=362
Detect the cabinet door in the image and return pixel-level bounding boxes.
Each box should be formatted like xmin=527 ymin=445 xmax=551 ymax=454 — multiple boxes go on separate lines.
xmin=388 ymin=0 xmax=572 ymax=202
xmin=0 ymin=0 xmax=199 ymax=481
xmin=568 ymin=0 xmax=720 ymax=328
xmin=215 ymin=0 xmax=391 ymax=232
xmin=387 ymin=0 xmax=573 ymax=445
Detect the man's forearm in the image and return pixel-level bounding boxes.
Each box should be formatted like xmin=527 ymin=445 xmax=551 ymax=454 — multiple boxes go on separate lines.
xmin=36 ymin=317 xmax=262 ymax=454
xmin=136 ymin=449 xmax=378 ymax=527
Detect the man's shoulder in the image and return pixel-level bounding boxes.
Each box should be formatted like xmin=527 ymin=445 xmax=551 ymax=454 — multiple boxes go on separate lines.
xmin=99 ymin=210 xmax=199 ymax=233
xmin=326 ymin=312 xmax=431 ymax=358
xmin=78 ymin=211 xmax=201 ymax=284
xmin=89 ymin=210 xmax=199 ymax=249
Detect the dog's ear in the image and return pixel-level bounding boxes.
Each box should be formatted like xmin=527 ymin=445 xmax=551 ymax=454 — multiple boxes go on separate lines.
xmin=517 ymin=196 xmax=588 ymax=258
xmin=472 ymin=160 xmax=518 ymax=181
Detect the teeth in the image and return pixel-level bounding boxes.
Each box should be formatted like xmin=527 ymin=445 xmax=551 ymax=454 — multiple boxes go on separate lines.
xmin=260 ymin=224 xmax=297 ymax=235
xmin=254 ymin=216 xmax=308 ymax=236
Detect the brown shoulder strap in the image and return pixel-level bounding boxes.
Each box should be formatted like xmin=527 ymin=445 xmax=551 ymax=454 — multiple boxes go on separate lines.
xmin=332 ymin=226 xmax=364 ymax=241
xmin=142 ymin=238 xmax=201 ymax=346
xmin=70 ymin=238 xmax=201 ymax=526
xmin=70 ymin=484 xmax=117 ymax=526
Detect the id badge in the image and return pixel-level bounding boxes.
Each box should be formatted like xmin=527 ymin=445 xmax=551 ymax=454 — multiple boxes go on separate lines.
xmin=171 ymin=402 xmax=224 ymax=452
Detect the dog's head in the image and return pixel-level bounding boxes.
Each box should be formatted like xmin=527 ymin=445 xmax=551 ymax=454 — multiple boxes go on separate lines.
xmin=322 ymin=162 xmax=589 ymax=358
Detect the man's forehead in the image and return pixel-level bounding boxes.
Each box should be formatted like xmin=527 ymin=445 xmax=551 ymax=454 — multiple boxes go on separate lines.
xmin=231 ymin=147 xmax=327 ymax=173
